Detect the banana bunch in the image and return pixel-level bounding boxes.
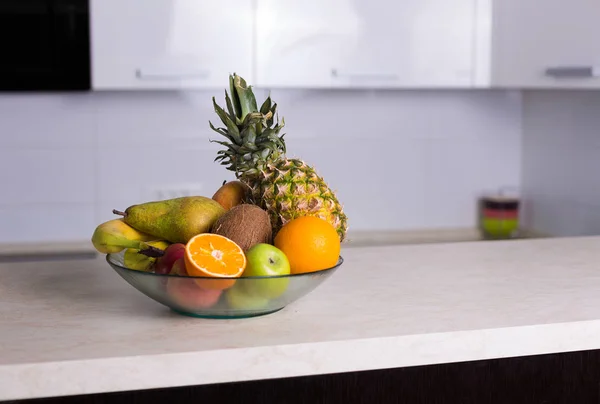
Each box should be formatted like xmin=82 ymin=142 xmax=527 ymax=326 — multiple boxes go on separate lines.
xmin=91 ymin=219 xmax=170 ymax=271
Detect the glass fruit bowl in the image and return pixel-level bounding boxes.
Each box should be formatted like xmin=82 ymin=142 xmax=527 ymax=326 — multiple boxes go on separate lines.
xmin=106 ymin=251 xmax=343 ymax=319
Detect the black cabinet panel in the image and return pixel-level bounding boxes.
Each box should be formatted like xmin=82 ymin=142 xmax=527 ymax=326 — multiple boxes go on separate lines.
xmin=0 ymin=0 xmax=90 ymax=91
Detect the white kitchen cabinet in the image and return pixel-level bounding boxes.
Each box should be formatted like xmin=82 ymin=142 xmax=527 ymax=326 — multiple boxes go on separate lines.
xmin=476 ymin=0 xmax=600 ymax=88
xmin=256 ymin=0 xmax=476 ymax=88
xmin=90 ymin=0 xmax=253 ymax=90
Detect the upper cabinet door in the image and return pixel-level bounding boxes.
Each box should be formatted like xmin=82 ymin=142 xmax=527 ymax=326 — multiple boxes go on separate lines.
xmin=91 ymin=0 xmax=253 ymax=90
xmin=256 ymin=0 xmax=476 ymax=88
xmin=491 ymin=0 xmax=600 ymax=88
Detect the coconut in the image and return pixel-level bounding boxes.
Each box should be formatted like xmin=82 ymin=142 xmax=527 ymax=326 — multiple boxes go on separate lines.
xmin=210 ymin=204 xmax=272 ymax=252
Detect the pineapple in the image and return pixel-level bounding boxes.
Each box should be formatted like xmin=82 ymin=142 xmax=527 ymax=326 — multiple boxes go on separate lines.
xmin=209 ymin=74 xmax=348 ymax=241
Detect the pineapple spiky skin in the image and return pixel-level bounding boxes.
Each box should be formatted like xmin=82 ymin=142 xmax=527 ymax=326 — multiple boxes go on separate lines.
xmin=209 ymin=73 xmax=348 ymax=241
xmin=242 ymin=159 xmax=348 ymax=241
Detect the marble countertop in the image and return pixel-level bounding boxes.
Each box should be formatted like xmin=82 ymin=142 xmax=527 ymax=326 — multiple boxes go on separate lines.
xmin=2 ymin=235 xmax=600 ymax=401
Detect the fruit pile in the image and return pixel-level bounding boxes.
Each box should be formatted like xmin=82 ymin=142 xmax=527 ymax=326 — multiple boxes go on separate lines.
xmin=90 ymin=73 xmax=348 ymax=311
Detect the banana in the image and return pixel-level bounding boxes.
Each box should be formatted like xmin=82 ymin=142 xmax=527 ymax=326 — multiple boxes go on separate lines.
xmin=91 ymin=218 xmax=157 ymax=254
xmin=123 ymin=240 xmax=171 ymax=272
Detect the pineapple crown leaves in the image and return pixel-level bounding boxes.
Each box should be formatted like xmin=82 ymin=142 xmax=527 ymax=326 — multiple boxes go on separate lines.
xmin=209 ymin=73 xmax=286 ymax=176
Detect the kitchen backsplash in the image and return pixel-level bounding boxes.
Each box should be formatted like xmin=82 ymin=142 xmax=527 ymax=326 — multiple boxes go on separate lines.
xmin=0 ymin=89 xmax=521 ymax=243
xmin=521 ymin=90 xmax=600 ymax=237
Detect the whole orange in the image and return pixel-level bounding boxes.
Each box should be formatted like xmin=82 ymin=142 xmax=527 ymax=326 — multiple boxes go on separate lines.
xmin=274 ymin=216 xmax=341 ymax=274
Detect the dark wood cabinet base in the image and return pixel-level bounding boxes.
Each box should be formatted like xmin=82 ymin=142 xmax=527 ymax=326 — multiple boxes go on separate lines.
xmin=11 ymin=349 xmax=600 ymax=404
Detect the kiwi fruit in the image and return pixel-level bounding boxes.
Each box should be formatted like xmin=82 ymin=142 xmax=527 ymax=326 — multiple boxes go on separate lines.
xmin=211 ymin=204 xmax=272 ymax=252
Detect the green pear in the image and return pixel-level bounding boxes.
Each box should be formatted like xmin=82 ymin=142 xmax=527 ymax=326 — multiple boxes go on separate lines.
xmin=113 ymin=196 xmax=226 ymax=244
xmin=91 ymin=219 xmax=157 ymax=254
xmin=123 ymin=240 xmax=171 ymax=272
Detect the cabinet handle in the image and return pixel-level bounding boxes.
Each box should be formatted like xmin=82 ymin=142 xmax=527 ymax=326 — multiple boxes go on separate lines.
xmin=135 ymin=69 xmax=210 ymax=80
xmin=544 ymin=66 xmax=600 ymax=78
xmin=331 ymin=69 xmax=398 ymax=81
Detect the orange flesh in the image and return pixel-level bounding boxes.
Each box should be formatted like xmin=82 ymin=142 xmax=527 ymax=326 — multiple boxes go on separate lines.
xmin=185 ymin=234 xmax=246 ymax=278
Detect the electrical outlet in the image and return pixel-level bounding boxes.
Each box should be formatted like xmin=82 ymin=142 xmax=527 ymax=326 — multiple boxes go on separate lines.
xmin=146 ymin=184 xmax=205 ymax=201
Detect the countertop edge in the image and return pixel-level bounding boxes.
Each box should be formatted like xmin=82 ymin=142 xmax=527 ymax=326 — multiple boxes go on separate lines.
xmin=0 ymin=241 xmax=96 ymax=257
xmin=2 ymin=319 xmax=598 ymax=401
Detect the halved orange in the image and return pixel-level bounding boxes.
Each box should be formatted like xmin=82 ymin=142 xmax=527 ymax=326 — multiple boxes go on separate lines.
xmin=184 ymin=233 xmax=246 ymax=290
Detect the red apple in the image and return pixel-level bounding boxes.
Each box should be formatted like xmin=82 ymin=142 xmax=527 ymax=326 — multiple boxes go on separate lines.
xmin=155 ymin=243 xmax=186 ymax=274
xmin=166 ymin=277 xmax=222 ymax=309
xmin=169 ymin=257 xmax=187 ymax=276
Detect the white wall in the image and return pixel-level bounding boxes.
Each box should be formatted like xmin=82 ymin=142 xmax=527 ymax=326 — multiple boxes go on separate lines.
xmin=521 ymin=90 xmax=600 ymax=237
xmin=0 ymin=89 xmax=522 ymax=244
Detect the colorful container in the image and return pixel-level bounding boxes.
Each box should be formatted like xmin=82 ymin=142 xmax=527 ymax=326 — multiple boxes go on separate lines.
xmin=479 ymin=194 xmax=520 ymax=240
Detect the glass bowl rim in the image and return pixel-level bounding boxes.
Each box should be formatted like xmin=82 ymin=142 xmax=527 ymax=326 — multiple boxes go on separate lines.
xmin=106 ymin=254 xmax=344 ymax=280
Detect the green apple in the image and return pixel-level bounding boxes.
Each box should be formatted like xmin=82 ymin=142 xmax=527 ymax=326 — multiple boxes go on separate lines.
xmin=243 ymin=243 xmax=291 ymax=299
xmin=225 ymin=282 xmax=269 ymax=310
